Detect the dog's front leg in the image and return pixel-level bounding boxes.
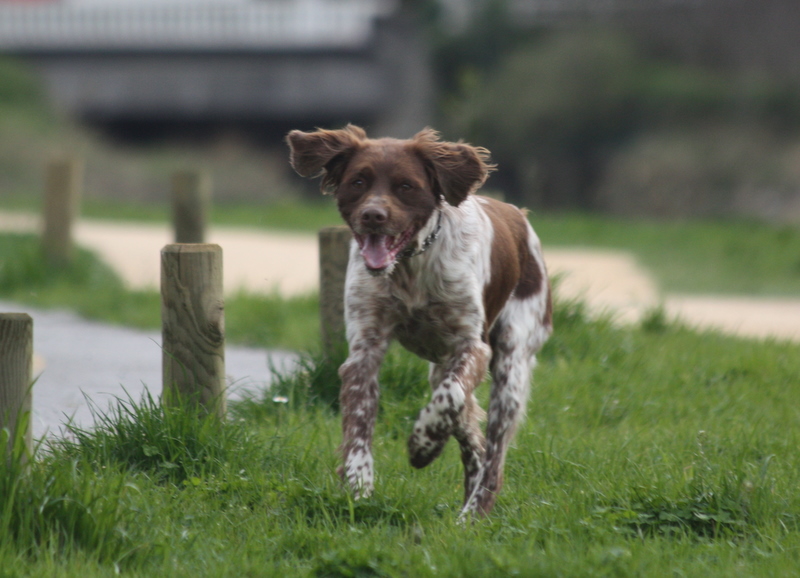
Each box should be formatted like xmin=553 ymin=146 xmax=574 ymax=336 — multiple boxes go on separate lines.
xmin=408 ymin=339 xmax=491 ymax=471
xmin=337 ymin=330 xmax=390 ymax=499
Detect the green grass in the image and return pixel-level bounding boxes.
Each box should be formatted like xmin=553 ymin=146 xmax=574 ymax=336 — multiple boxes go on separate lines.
xmin=3 ymin=220 xmax=800 ymax=574
xmin=3 ymin=299 xmax=800 ymax=575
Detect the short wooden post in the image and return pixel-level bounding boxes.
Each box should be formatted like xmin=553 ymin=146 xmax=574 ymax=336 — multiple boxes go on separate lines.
xmin=319 ymin=226 xmax=352 ymax=358
xmin=0 ymin=314 xmax=33 ymax=458
xmin=161 ymin=244 xmax=226 ymax=417
xmin=42 ymin=158 xmax=83 ymax=264
xmin=171 ymin=171 xmax=211 ymax=244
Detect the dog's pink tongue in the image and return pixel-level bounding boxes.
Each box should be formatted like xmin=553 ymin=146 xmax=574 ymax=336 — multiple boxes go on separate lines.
xmin=361 ymin=234 xmax=392 ymax=270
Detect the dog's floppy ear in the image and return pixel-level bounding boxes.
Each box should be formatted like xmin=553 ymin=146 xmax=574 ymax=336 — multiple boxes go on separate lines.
xmin=412 ymin=128 xmax=495 ymax=207
xmin=286 ymin=124 xmax=367 ymax=194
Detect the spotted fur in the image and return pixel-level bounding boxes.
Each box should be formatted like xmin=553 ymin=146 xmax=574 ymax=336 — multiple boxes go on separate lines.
xmin=287 ymin=126 xmax=552 ymax=517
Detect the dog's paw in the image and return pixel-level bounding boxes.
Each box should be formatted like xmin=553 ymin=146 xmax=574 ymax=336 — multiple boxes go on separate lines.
xmin=408 ymin=387 xmax=464 ymax=468
xmin=408 ymin=427 xmax=450 ymax=469
xmin=459 ymin=484 xmax=498 ymax=520
xmin=341 ymin=450 xmax=374 ymax=499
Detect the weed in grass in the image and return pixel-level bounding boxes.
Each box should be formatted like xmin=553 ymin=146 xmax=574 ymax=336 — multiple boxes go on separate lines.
xmin=313 ymin=547 xmax=399 ymax=578
xmin=233 ymin=351 xmax=344 ymax=416
xmin=53 ymin=389 xmax=259 ymax=485
xmin=640 ymin=305 xmax=670 ymax=334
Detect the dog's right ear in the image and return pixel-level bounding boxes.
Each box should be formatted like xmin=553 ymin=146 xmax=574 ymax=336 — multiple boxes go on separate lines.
xmin=286 ymin=125 xmax=366 ymax=194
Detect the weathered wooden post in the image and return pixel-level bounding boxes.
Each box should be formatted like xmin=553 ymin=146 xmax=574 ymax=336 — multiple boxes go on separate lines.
xmin=42 ymin=157 xmax=83 ymax=264
xmin=161 ymin=244 xmax=226 ymax=417
xmin=171 ymin=170 xmax=211 ymax=244
xmin=0 ymin=314 xmax=33 ymax=458
xmin=318 ymin=226 xmax=352 ymax=358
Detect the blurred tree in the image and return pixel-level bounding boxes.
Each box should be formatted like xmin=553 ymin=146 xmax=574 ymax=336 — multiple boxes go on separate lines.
xmin=444 ymin=27 xmax=800 ymax=209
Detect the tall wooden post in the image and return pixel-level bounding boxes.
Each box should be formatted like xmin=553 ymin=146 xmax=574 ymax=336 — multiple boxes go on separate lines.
xmin=161 ymin=244 xmax=226 ymax=417
xmin=42 ymin=158 xmax=83 ymax=264
xmin=171 ymin=171 xmax=211 ymax=244
xmin=0 ymin=314 xmax=33 ymax=458
xmin=319 ymin=226 xmax=352 ymax=358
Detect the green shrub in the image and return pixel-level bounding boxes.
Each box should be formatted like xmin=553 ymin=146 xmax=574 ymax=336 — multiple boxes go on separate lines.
xmin=0 ymin=58 xmax=45 ymax=111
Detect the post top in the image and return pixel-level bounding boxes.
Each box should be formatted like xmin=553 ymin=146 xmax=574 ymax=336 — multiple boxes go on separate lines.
xmin=161 ymin=243 xmax=222 ymax=254
xmin=0 ymin=313 xmax=33 ymax=323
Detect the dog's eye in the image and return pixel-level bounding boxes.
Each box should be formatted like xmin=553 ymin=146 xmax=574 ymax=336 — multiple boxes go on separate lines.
xmin=399 ymin=183 xmax=414 ymax=192
xmin=352 ymin=178 xmax=365 ymax=188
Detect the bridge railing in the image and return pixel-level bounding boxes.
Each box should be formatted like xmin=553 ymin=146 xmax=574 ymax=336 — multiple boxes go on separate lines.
xmin=0 ymin=0 xmax=395 ymax=51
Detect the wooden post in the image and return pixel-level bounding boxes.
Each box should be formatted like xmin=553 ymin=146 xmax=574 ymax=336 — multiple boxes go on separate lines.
xmin=171 ymin=171 xmax=211 ymax=244
xmin=0 ymin=314 xmax=33 ymax=458
xmin=42 ymin=158 xmax=83 ymax=264
xmin=161 ymin=244 xmax=226 ymax=417
xmin=319 ymin=226 xmax=352 ymax=358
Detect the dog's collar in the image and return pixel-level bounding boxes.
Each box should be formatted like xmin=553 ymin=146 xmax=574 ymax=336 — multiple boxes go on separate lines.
xmin=398 ymin=209 xmax=443 ymax=261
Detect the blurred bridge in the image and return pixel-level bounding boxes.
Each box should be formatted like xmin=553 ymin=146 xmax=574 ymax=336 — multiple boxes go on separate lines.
xmin=0 ymin=0 xmax=432 ymax=137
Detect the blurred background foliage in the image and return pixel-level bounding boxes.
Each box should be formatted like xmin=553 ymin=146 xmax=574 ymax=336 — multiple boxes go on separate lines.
xmin=432 ymin=1 xmax=800 ymax=218
xmin=1 ymin=0 xmax=800 ymax=221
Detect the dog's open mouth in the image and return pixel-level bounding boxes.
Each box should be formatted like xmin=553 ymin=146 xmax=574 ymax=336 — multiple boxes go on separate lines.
xmin=354 ymin=229 xmax=414 ymax=272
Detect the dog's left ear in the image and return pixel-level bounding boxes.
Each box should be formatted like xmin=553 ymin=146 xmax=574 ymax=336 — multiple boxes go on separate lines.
xmin=412 ymin=128 xmax=495 ymax=207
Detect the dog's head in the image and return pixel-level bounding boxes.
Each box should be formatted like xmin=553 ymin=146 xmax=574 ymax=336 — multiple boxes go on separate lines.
xmin=286 ymin=124 xmax=494 ymax=274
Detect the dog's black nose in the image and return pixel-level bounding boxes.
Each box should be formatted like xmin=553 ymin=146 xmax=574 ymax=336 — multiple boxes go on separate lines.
xmin=361 ymin=207 xmax=388 ymax=227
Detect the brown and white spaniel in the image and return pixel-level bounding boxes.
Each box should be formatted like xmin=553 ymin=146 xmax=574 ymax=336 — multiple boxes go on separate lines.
xmin=287 ymin=125 xmax=552 ymax=517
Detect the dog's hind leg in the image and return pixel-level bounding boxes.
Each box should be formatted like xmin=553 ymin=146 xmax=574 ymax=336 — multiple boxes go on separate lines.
xmin=461 ymin=295 xmax=550 ymax=517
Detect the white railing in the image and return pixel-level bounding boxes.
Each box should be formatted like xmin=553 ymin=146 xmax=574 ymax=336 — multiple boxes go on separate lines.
xmin=509 ymin=0 xmax=708 ymax=19
xmin=0 ymin=0 xmax=395 ymax=51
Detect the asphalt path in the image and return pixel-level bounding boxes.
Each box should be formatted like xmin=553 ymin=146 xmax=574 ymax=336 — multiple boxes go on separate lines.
xmin=0 ymin=300 xmax=298 ymax=440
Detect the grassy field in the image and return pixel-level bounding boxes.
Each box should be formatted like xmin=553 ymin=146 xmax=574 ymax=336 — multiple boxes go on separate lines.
xmin=2 ymin=294 xmax=800 ymax=576
xmin=1 ymin=226 xmax=800 ymax=575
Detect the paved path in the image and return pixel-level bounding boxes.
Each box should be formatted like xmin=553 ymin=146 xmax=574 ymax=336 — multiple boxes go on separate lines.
xmin=549 ymin=249 xmax=800 ymax=342
xmin=0 ymin=211 xmax=319 ymax=296
xmin=0 ymin=300 xmax=298 ymax=439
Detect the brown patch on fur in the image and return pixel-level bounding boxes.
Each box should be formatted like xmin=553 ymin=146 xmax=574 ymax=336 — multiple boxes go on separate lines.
xmin=479 ymin=196 xmax=532 ymax=333
xmin=515 ymin=249 xmax=543 ymax=300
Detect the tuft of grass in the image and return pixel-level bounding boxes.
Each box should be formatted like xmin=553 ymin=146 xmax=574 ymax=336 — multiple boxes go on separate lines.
xmin=639 ymin=305 xmax=671 ymax=334
xmin=53 ymin=390 xmax=258 ymax=486
xmin=1 ymin=415 xmax=137 ymax=566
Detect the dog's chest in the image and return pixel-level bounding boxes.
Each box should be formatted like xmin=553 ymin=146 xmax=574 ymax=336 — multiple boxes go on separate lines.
xmin=387 ymin=265 xmax=474 ymax=363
